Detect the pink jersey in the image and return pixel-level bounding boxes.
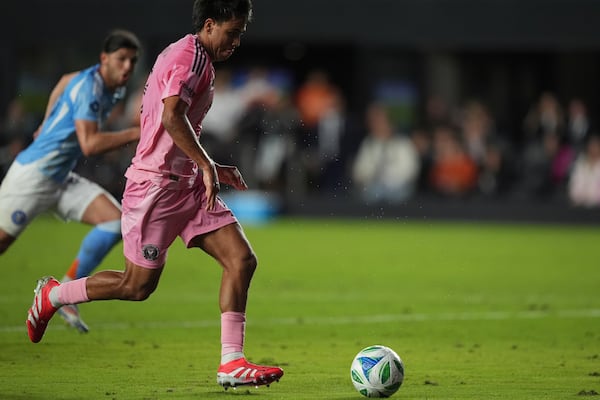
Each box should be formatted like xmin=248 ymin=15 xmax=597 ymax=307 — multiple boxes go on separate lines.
xmin=126 ymin=34 xmax=215 ymax=189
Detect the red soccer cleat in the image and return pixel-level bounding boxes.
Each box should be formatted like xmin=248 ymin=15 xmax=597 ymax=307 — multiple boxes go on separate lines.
xmin=217 ymin=357 xmax=284 ymax=389
xmin=26 ymin=276 xmax=60 ymax=343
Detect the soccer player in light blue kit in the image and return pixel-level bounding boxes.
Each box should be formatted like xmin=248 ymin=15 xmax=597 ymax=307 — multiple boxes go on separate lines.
xmin=0 ymin=29 xmax=141 ymax=332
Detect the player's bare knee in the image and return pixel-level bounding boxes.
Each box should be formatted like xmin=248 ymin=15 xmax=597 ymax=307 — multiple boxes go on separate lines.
xmin=222 ymin=251 xmax=257 ymax=278
xmin=241 ymin=251 xmax=257 ymax=275
xmin=132 ymin=288 xmax=154 ymax=301
xmin=132 ymin=283 xmax=157 ymax=301
xmin=119 ymin=281 xmax=156 ymax=301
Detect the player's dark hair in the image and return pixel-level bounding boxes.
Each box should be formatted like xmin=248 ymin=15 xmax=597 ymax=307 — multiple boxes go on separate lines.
xmin=192 ymin=0 xmax=253 ymax=32
xmin=102 ymin=29 xmax=141 ymax=54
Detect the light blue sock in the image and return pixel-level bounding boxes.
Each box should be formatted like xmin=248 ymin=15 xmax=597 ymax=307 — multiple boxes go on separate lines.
xmin=74 ymin=220 xmax=121 ymax=279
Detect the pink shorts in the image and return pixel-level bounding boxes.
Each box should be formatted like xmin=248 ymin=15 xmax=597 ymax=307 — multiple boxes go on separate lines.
xmin=122 ymin=179 xmax=237 ymax=268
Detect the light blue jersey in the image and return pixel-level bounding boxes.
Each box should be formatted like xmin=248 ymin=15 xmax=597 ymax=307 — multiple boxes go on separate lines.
xmin=16 ymin=64 xmax=126 ymax=183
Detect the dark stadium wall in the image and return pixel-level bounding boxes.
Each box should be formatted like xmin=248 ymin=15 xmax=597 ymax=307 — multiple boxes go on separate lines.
xmin=5 ymin=0 xmax=600 ymax=48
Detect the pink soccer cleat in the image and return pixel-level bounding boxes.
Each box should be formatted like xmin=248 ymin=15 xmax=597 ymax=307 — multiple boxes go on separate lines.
xmin=217 ymin=357 xmax=284 ymax=389
xmin=26 ymin=276 xmax=60 ymax=343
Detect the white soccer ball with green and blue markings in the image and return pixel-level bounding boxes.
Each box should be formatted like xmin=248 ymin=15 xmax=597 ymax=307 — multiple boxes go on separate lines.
xmin=350 ymin=345 xmax=404 ymax=398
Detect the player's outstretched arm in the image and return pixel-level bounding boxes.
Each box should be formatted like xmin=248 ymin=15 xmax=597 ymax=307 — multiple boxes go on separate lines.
xmin=74 ymin=119 xmax=140 ymax=156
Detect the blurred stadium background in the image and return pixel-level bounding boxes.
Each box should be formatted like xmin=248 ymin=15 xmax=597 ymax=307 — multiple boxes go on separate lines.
xmin=3 ymin=0 xmax=600 ymax=224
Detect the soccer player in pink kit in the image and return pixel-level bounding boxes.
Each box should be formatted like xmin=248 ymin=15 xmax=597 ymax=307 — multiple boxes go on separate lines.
xmin=26 ymin=0 xmax=284 ymax=390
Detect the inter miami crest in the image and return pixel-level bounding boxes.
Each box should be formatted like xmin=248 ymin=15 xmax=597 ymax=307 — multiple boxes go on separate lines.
xmin=142 ymin=244 xmax=160 ymax=261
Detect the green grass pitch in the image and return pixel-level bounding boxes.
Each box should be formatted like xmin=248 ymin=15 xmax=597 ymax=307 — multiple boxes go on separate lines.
xmin=1 ymin=215 xmax=599 ymax=399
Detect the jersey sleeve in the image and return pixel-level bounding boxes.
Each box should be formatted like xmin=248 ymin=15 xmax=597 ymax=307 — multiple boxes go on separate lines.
xmin=162 ymin=64 xmax=201 ymax=106
xmin=71 ymin=78 xmax=101 ymax=122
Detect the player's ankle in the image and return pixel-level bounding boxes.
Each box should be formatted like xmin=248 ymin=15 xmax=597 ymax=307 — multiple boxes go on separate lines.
xmin=221 ymin=351 xmax=244 ymax=364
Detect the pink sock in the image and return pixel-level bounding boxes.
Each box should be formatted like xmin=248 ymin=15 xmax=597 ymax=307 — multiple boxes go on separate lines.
xmin=56 ymin=278 xmax=90 ymax=305
xmin=221 ymin=311 xmax=245 ymax=357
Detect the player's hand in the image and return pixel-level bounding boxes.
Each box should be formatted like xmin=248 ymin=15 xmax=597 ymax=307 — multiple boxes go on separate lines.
xmin=202 ymin=162 xmax=220 ymax=211
xmin=216 ymin=164 xmax=248 ymax=191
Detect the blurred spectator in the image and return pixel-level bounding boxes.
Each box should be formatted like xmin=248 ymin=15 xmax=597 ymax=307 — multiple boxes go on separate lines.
xmin=518 ymin=132 xmax=564 ymax=197
xmin=458 ymin=99 xmax=515 ymax=196
xmin=294 ymin=69 xmax=360 ymax=194
xmin=568 ymin=134 xmax=600 ymax=208
xmin=202 ymin=68 xmax=250 ymax=165
xmin=252 ymin=92 xmax=300 ymax=193
xmin=460 ymin=100 xmax=494 ymax=164
xmin=519 ymin=92 xmax=568 ymax=197
xmin=352 ymin=103 xmax=420 ymax=204
xmin=422 ymin=94 xmax=454 ymax=131
xmin=0 ymin=98 xmax=36 ymax=180
xmin=235 ymin=67 xmax=301 ymax=192
xmin=313 ymin=88 xmax=361 ymax=192
xmin=295 ymin=69 xmax=337 ymax=132
xmin=410 ymin=127 xmax=433 ymax=194
xmin=410 ymin=94 xmax=455 ymax=195
xmin=542 ymin=96 xmax=597 ymax=198
xmin=428 ymin=124 xmax=478 ymax=197
xmin=566 ymin=97 xmax=593 ymax=154
xmin=523 ymin=91 xmax=566 ymax=142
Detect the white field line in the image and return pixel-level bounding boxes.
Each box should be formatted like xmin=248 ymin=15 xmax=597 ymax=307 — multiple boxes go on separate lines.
xmin=2 ymin=308 xmax=600 ymax=333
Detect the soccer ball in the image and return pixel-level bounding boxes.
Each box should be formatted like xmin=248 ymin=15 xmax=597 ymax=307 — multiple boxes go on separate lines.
xmin=350 ymin=345 xmax=404 ymax=398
